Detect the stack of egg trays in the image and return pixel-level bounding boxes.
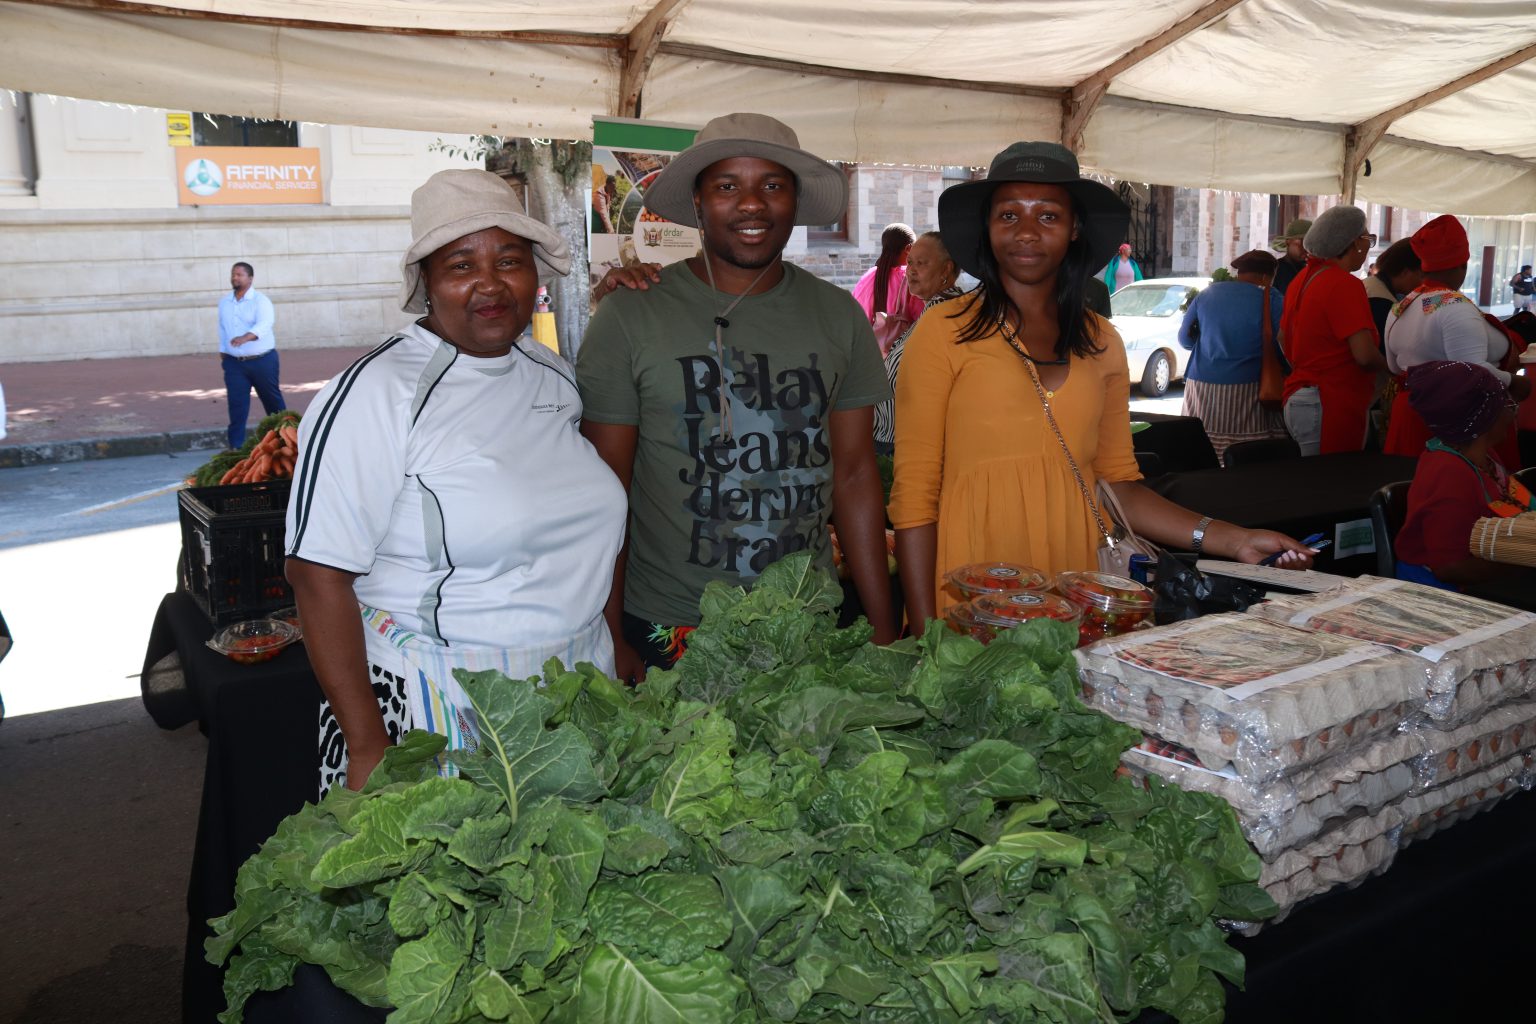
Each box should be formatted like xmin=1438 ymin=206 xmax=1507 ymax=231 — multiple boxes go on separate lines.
xmin=1247 ymin=576 xmax=1536 ymax=728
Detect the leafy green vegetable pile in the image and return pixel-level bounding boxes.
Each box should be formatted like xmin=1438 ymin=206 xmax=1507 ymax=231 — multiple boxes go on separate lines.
xmin=208 ymin=554 xmax=1272 ymax=1023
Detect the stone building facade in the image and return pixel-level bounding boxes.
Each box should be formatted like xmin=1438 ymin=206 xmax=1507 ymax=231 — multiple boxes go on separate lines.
xmin=3 ymin=93 xmax=1532 ymax=366
xmin=0 ymin=94 xmax=474 ymax=363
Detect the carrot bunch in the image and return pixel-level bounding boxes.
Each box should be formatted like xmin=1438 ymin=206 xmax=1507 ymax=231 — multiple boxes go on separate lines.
xmin=219 ymin=422 xmax=300 ymax=484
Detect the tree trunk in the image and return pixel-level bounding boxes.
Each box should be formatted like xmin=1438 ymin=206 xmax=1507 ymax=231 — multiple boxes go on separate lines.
xmin=513 ymin=139 xmax=592 ymax=363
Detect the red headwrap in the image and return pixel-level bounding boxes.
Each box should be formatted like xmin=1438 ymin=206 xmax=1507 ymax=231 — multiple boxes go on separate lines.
xmin=1410 ymin=215 xmax=1470 ymax=273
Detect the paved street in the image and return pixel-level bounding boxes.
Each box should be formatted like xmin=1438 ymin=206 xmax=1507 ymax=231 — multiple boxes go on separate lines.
xmin=0 ymin=451 xmax=208 ymax=717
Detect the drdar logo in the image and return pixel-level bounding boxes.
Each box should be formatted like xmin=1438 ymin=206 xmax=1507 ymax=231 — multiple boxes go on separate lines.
xmin=185 ymin=158 xmax=223 ymax=197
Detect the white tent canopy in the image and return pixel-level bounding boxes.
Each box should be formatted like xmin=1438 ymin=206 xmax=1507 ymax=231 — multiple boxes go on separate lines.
xmin=4 ymin=0 xmax=1536 ymax=214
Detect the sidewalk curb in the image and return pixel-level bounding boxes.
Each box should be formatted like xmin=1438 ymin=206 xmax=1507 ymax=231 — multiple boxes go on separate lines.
xmin=0 ymin=429 xmax=229 ymax=469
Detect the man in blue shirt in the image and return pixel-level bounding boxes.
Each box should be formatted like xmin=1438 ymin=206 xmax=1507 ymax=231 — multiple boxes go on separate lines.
xmin=217 ymin=261 xmax=284 ymax=448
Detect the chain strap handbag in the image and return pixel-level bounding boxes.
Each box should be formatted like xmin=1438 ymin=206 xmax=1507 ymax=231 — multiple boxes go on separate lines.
xmin=1016 ymin=352 xmax=1163 ymax=577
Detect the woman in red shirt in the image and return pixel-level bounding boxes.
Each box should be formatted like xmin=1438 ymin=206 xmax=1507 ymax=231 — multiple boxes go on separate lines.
xmin=1395 ymin=360 xmax=1531 ymax=591
xmin=1279 ymin=204 xmax=1388 ymax=455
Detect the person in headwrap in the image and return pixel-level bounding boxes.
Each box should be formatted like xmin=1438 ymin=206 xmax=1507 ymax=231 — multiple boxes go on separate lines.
xmin=1101 ymin=242 xmax=1144 ymax=293
xmin=1279 ymin=204 xmax=1388 ymax=455
xmin=1383 ymin=215 xmax=1530 ymax=463
xmin=1394 ymin=360 xmax=1531 ymax=592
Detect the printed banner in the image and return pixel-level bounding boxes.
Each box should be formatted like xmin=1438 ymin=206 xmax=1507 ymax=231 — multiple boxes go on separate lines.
xmin=176 ymin=146 xmax=323 ymax=205
xmin=589 ymin=117 xmax=699 ymax=308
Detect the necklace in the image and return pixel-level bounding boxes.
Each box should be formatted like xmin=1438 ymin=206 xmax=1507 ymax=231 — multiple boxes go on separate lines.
xmin=1426 ymin=438 xmax=1507 ymax=505
xmin=698 ymin=249 xmax=776 ymax=441
xmin=997 ymin=315 xmax=1068 ymax=398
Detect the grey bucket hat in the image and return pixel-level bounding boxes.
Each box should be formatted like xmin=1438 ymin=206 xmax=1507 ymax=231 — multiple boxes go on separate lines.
xmin=640 ymin=113 xmax=847 ymax=228
xmin=399 ymin=169 xmax=570 ymax=313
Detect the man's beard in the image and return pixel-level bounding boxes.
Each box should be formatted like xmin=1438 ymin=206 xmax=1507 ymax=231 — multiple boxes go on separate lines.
xmin=710 ymin=238 xmax=784 ymax=271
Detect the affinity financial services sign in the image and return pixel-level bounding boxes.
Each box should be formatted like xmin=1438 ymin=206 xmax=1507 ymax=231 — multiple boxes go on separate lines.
xmin=176 ymin=147 xmax=323 ymax=206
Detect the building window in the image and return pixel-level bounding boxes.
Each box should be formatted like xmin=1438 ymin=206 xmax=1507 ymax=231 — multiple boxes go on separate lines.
xmin=193 ymin=115 xmax=299 ymax=148
xmin=1378 ymin=206 xmax=1394 ymax=244
xmin=941 ymin=165 xmax=978 ymax=190
xmin=808 ymin=162 xmax=853 ymax=242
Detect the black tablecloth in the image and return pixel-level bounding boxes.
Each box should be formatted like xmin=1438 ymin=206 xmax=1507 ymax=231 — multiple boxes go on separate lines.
xmin=1223 ymin=789 xmax=1536 ymax=1021
xmin=1131 ymin=413 xmax=1221 ymax=475
xmin=143 ymin=592 xmax=324 ymax=1024
xmin=148 ymin=580 xmax=1536 ymax=1023
xmin=1149 ymin=451 xmax=1418 ymax=575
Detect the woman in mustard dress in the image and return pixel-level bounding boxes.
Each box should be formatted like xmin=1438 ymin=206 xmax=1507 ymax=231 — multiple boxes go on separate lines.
xmin=889 ymin=143 xmax=1315 ymax=624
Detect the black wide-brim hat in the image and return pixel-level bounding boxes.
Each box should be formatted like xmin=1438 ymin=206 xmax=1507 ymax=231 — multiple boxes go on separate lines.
xmin=939 ymin=142 xmax=1130 ymax=278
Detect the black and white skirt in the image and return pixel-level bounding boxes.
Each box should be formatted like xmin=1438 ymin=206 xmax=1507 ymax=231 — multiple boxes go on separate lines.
xmin=317 ymin=663 xmax=411 ymax=800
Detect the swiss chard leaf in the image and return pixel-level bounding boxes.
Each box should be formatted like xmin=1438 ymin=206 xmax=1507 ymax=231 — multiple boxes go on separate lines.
xmin=588 ymin=872 xmax=732 ymax=964
xmin=574 ymin=945 xmax=746 ymax=1024
xmin=447 ymin=674 xmax=605 ymax=819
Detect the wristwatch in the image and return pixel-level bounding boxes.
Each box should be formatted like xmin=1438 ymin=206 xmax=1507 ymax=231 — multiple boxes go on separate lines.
xmin=1192 ymin=516 xmax=1213 ymax=554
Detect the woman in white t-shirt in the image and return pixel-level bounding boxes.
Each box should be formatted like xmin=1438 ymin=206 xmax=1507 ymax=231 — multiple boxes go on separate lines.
xmin=1383 ymin=214 xmax=1530 ymax=462
xmin=285 ymin=170 xmax=626 ymax=795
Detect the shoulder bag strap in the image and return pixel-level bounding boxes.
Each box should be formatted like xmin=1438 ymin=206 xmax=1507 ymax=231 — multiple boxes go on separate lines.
xmin=1261 ymin=283 xmax=1274 ymax=347
xmin=1018 ymin=356 xmax=1114 ymax=545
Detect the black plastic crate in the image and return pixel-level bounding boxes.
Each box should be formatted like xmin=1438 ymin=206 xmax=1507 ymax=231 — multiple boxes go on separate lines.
xmin=178 ymin=480 xmax=293 ymax=626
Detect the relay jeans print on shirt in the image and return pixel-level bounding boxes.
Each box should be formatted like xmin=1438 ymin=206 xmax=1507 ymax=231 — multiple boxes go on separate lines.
xmin=675 ymin=349 xmax=837 ymax=577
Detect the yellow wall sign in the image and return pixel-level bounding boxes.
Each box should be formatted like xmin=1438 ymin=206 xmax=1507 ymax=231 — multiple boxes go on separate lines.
xmin=166 ymin=112 xmax=192 ymax=147
xmin=176 ymin=147 xmax=324 ymax=206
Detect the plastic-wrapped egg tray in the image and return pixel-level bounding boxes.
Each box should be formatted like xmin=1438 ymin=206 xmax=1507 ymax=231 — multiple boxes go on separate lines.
xmin=1405 ymin=701 xmax=1536 ymax=794
xmin=1399 ymin=753 xmax=1536 ymax=847
xmin=1248 ymin=577 xmax=1536 ymax=725
xmin=1229 ymin=802 xmax=1406 ymax=934
xmin=1077 ymin=613 xmax=1423 ymax=783
xmin=1121 ymin=743 xmax=1414 ymax=859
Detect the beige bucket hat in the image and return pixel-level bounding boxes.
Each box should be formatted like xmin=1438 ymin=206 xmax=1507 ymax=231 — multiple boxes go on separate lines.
xmin=399 ymin=169 xmax=570 ymax=313
xmin=640 ymin=113 xmax=847 ymax=228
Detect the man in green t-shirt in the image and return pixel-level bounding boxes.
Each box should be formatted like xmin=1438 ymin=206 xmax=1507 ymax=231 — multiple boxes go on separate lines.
xmin=577 ymin=112 xmax=898 ymax=682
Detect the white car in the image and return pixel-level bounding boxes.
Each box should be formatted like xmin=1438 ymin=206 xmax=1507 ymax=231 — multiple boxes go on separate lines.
xmin=1109 ymin=276 xmax=1211 ymax=396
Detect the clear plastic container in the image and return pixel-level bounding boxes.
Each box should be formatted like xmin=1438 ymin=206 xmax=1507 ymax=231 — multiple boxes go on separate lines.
xmin=207 ymin=618 xmax=301 ymax=665
xmin=948 ymin=592 xmax=1083 ymax=644
xmin=269 ymin=605 xmax=302 ymax=636
xmin=1054 ymin=570 xmax=1155 ymax=646
xmin=945 ymin=561 xmax=1050 ymax=598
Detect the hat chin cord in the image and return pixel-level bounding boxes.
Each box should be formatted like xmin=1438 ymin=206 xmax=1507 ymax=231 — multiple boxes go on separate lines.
xmin=696 ymin=202 xmax=778 ymax=442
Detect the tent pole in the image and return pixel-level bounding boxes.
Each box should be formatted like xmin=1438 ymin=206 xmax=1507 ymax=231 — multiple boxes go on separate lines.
xmin=1342 ymin=41 xmax=1536 ymax=202
xmin=1062 ymin=0 xmax=1250 ymax=151
xmin=617 ymin=0 xmax=695 ymax=118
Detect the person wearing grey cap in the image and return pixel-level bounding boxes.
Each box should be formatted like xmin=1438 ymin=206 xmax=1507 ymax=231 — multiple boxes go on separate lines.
xmin=577 ymin=113 xmax=898 ymax=683
xmin=285 ymin=169 xmax=627 ymax=795
xmin=1269 ymin=216 xmax=1312 ymax=295
xmin=1278 ymin=204 xmax=1387 ymax=455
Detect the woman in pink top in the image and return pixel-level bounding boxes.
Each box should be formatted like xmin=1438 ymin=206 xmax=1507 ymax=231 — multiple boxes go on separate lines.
xmin=854 ymin=223 xmax=926 ymax=355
